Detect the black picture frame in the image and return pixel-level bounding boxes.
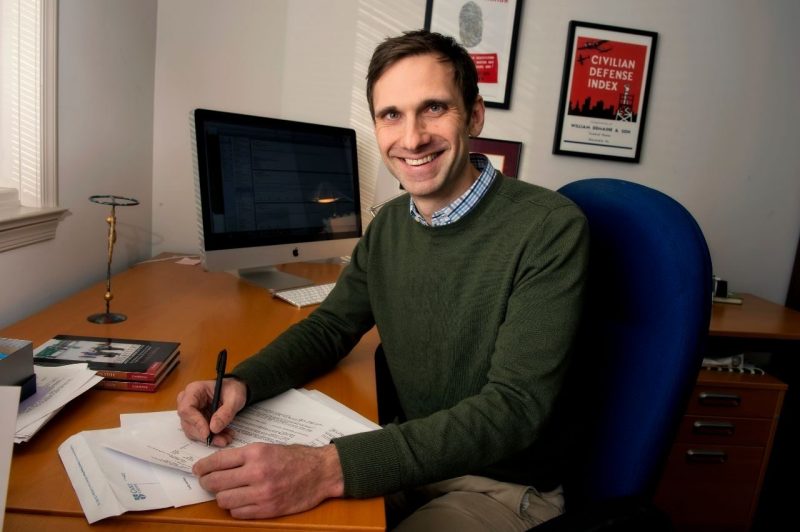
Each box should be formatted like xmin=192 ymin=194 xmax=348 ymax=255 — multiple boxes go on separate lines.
xmin=469 ymin=137 xmax=522 ymax=177
xmin=553 ymin=21 xmax=658 ymax=163
xmin=424 ymin=0 xmax=523 ymax=109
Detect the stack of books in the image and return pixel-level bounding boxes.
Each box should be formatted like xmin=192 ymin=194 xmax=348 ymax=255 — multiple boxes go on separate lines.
xmin=34 ymin=335 xmax=180 ymax=392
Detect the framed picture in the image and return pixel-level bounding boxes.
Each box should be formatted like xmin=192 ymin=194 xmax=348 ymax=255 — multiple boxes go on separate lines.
xmin=469 ymin=137 xmax=522 ymax=177
xmin=553 ymin=21 xmax=658 ymax=163
xmin=424 ymin=0 xmax=523 ymax=109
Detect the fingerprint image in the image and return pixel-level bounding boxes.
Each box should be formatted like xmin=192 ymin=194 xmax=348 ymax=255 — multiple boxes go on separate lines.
xmin=459 ymin=1 xmax=483 ymax=48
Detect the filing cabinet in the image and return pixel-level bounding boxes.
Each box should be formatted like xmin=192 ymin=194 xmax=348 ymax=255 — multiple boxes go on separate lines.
xmin=654 ymin=370 xmax=786 ymax=531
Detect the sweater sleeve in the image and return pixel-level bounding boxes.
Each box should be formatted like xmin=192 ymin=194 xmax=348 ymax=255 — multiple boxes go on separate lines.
xmin=333 ymin=204 xmax=589 ymax=497
xmin=230 ymin=235 xmax=376 ymax=404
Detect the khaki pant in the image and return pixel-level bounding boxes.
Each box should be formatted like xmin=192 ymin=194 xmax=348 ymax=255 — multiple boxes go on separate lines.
xmin=388 ymin=475 xmax=564 ymax=531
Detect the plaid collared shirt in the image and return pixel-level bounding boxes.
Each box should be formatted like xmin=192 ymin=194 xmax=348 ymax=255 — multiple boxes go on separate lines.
xmin=410 ymin=153 xmax=496 ymax=226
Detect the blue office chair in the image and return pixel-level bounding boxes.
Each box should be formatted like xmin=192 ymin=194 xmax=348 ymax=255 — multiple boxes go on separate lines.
xmin=535 ymin=178 xmax=713 ymax=530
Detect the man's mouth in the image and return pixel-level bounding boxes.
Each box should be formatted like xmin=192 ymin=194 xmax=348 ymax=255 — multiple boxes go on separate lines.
xmin=403 ymin=153 xmax=439 ymax=166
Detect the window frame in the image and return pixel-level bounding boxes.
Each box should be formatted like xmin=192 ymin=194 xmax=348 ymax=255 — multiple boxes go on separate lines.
xmin=0 ymin=0 xmax=66 ymax=253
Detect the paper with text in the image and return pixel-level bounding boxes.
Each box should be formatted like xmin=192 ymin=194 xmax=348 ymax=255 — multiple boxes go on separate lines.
xmin=120 ymin=411 xmax=214 ymax=507
xmin=104 ymin=389 xmax=375 ymax=473
xmin=61 ymin=388 xmax=377 ymax=522
xmin=59 ymin=429 xmax=173 ymax=523
xmin=16 ymin=364 xmax=102 ymax=443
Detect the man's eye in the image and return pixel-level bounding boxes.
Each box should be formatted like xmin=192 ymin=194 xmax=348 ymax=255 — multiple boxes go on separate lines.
xmin=429 ymin=103 xmax=445 ymax=113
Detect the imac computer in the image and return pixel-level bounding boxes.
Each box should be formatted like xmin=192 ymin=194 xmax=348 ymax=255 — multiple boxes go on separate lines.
xmin=193 ymin=108 xmax=362 ymax=290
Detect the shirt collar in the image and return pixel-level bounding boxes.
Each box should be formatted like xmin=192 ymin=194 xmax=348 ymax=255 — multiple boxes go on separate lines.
xmin=410 ymin=153 xmax=496 ymax=226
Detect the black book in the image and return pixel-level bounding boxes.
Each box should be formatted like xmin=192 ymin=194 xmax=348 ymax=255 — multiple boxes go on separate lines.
xmin=34 ymin=334 xmax=180 ymax=383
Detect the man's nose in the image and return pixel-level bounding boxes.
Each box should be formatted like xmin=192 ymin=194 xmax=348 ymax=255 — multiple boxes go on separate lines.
xmin=402 ymin=116 xmax=430 ymax=150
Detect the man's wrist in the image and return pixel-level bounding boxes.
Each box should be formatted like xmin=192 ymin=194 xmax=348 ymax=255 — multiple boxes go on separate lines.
xmin=320 ymin=444 xmax=345 ymax=498
xmin=223 ymin=374 xmax=250 ymax=404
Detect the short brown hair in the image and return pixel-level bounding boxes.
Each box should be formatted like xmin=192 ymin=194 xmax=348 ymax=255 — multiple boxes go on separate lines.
xmin=366 ymin=30 xmax=479 ymax=120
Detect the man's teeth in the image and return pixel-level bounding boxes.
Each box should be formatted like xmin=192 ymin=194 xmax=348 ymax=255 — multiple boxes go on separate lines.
xmin=405 ymin=154 xmax=437 ymax=166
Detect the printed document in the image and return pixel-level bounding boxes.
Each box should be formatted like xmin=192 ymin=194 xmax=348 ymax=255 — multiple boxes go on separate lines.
xmin=103 ymin=389 xmax=377 ymax=472
xmin=59 ymin=388 xmax=378 ymax=522
xmin=59 ymin=413 xmax=215 ymax=523
xmin=120 ymin=411 xmax=213 ymax=508
xmin=16 ymin=364 xmax=102 ymax=443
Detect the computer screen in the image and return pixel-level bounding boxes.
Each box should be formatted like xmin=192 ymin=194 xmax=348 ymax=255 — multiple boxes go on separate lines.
xmin=193 ymin=108 xmax=362 ymax=290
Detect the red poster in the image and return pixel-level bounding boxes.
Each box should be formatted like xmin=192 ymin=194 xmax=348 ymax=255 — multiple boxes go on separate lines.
xmin=567 ymin=37 xmax=648 ymax=122
xmin=471 ymin=53 xmax=499 ymax=84
xmin=554 ymin=21 xmax=658 ymax=162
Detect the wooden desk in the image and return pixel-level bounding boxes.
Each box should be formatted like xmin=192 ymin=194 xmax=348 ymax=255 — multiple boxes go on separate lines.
xmin=1 ymin=259 xmax=385 ymax=531
xmin=706 ymin=293 xmax=799 ymax=531
xmin=709 ymin=292 xmax=800 ymax=342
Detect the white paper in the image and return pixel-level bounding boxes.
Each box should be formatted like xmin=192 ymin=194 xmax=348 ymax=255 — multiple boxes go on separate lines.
xmin=120 ymin=411 xmax=214 ymax=507
xmin=105 ymin=418 xmax=215 ymax=473
xmin=300 ymin=388 xmax=381 ymax=430
xmin=15 ymin=364 xmax=102 ymax=443
xmin=59 ymin=426 xmax=215 ymax=523
xmin=0 ymin=386 xmax=21 ymax=531
xmin=104 ymin=389 xmax=377 ymax=474
xmin=227 ymin=389 xmax=345 ymax=446
xmin=58 ymin=430 xmax=168 ymax=523
xmin=151 ymin=462 xmax=215 ymax=508
xmin=61 ymin=388 xmax=378 ymax=522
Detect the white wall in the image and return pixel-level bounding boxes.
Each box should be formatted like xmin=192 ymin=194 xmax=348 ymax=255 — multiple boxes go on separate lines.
xmin=151 ymin=0 xmax=358 ymax=256
xmin=150 ymin=0 xmax=286 ymax=255
xmin=150 ymin=0 xmax=800 ymax=305
xmin=0 ymin=0 xmax=156 ymax=329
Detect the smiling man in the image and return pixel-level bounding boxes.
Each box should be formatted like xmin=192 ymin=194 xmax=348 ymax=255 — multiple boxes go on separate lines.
xmin=177 ymin=30 xmax=589 ymax=531
xmin=371 ymin=52 xmax=483 ymax=222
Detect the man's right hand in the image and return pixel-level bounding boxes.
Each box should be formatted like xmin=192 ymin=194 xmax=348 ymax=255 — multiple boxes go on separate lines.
xmin=177 ymin=377 xmax=248 ymax=447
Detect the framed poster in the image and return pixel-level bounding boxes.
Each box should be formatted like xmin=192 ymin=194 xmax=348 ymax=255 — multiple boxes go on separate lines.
xmin=424 ymin=0 xmax=523 ymax=109
xmin=553 ymin=21 xmax=658 ymax=162
xmin=469 ymin=137 xmax=522 ymax=177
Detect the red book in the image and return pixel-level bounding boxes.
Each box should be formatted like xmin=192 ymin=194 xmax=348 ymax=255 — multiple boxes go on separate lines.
xmin=34 ymin=334 xmax=180 ymax=382
xmin=96 ymin=356 xmax=180 ymax=392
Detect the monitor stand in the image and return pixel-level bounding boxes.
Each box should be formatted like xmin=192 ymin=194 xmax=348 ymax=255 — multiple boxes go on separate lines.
xmin=236 ymin=266 xmax=313 ymax=292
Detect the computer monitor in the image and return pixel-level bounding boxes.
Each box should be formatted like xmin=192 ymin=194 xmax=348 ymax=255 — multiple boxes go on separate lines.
xmin=193 ymin=108 xmax=362 ymax=290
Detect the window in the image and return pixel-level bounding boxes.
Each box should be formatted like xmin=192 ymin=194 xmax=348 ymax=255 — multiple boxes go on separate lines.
xmin=0 ymin=0 xmax=65 ymax=252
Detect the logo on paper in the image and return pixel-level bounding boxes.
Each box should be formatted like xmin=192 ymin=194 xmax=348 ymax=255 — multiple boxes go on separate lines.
xmin=127 ymin=482 xmax=147 ymax=501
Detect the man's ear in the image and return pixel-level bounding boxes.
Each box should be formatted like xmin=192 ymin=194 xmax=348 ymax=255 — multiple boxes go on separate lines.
xmin=467 ymin=95 xmax=486 ymax=137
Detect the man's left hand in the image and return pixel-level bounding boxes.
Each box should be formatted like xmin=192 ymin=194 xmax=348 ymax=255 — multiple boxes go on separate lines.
xmin=193 ymin=442 xmax=345 ymax=519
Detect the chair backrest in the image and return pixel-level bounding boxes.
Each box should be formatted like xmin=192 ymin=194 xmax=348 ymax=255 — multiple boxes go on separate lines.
xmin=556 ymin=178 xmax=712 ymax=508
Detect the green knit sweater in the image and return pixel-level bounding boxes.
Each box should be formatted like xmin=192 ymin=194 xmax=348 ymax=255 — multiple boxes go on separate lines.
xmin=231 ymin=175 xmax=589 ymax=498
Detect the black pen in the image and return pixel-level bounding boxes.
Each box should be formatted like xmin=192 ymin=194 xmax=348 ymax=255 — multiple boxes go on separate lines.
xmin=207 ymin=348 xmax=227 ymax=446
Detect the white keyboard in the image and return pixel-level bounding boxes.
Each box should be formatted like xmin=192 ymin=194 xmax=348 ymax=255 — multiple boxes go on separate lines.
xmin=274 ymin=282 xmax=335 ymax=308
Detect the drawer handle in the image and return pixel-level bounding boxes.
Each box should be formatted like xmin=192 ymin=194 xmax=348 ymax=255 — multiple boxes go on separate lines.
xmin=698 ymin=392 xmax=741 ymax=407
xmin=686 ymin=449 xmax=727 ymax=464
xmin=692 ymin=420 xmax=735 ymax=436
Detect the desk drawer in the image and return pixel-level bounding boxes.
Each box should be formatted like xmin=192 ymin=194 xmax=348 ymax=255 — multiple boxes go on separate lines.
xmin=674 ymin=415 xmax=774 ymax=446
xmin=661 ymin=443 xmax=763 ymax=482
xmin=655 ymin=443 xmax=763 ymax=530
xmin=686 ymin=384 xmax=782 ymax=418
